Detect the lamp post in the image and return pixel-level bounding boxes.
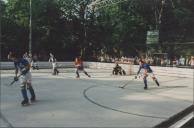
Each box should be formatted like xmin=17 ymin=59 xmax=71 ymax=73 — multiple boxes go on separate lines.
xmin=80 ymin=3 xmax=87 ymax=57
xmin=29 ymin=0 xmax=32 ymax=55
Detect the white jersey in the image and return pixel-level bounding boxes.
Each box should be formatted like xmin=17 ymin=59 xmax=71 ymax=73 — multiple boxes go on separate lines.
xmin=49 ymin=56 xmax=57 ymax=68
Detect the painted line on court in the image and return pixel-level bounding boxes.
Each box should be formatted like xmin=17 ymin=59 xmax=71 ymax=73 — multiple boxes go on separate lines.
xmin=0 ymin=112 xmax=13 ymax=128
xmin=83 ymin=85 xmax=168 ymax=119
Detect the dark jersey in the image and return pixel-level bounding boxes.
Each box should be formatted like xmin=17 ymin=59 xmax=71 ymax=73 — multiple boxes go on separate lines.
xmin=137 ymin=63 xmax=153 ymax=74
xmin=14 ymin=58 xmax=29 ymax=71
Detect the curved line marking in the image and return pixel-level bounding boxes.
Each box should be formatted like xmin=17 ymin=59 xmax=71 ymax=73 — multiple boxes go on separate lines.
xmin=83 ymin=85 xmax=168 ymax=119
xmin=0 ymin=112 xmax=13 ymax=128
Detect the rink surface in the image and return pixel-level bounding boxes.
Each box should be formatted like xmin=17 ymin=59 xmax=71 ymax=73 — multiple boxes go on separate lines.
xmin=0 ymin=68 xmax=193 ymax=127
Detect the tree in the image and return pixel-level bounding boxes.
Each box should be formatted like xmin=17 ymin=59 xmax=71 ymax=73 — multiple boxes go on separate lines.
xmin=1 ymin=0 xmax=194 ymax=60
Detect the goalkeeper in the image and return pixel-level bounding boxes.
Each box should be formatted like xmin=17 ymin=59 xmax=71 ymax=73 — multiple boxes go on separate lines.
xmin=8 ymin=51 xmax=36 ymax=106
xmin=112 ymin=63 xmax=126 ymax=75
xmin=136 ymin=60 xmax=160 ymax=90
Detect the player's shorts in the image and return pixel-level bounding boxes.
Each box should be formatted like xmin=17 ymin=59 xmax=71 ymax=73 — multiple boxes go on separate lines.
xmin=77 ymin=66 xmax=83 ymax=70
xmin=19 ymin=72 xmax=32 ymax=85
xmin=143 ymin=69 xmax=155 ymax=77
xmin=148 ymin=72 xmax=155 ymax=78
xmin=52 ymin=63 xmax=57 ymax=69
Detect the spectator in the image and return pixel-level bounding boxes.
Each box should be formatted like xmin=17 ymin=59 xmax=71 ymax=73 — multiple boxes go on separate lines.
xmin=31 ymin=54 xmax=39 ymax=70
xmin=7 ymin=51 xmax=12 ymax=61
xmin=186 ymin=56 xmax=190 ymax=66
xmin=175 ymin=57 xmax=180 ymax=66
xmin=160 ymin=58 xmax=165 ymax=66
xmin=179 ymin=56 xmax=185 ymax=66
xmin=189 ymin=56 xmax=194 ymax=69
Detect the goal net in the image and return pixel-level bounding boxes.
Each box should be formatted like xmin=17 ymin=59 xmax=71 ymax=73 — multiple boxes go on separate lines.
xmin=115 ymin=58 xmax=135 ymax=75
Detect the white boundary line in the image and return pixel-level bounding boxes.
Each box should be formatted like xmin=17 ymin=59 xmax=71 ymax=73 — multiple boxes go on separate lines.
xmin=169 ymin=112 xmax=194 ymax=128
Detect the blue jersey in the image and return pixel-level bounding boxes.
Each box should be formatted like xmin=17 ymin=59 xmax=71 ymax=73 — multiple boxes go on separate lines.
xmin=137 ymin=63 xmax=153 ymax=74
xmin=14 ymin=58 xmax=29 ymax=71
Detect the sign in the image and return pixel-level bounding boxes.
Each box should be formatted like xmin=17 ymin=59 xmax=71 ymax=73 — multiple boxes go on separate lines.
xmin=146 ymin=30 xmax=159 ymax=44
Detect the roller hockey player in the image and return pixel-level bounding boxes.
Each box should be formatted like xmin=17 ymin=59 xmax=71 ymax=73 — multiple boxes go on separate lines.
xmin=8 ymin=52 xmax=36 ymax=106
xmin=49 ymin=53 xmax=59 ymax=75
xmin=31 ymin=54 xmax=39 ymax=70
xmin=74 ymin=56 xmax=91 ymax=78
xmin=23 ymin=52 xmax=32 ymax=64
xmin=136 ymin=60 xmax=160 ymax=90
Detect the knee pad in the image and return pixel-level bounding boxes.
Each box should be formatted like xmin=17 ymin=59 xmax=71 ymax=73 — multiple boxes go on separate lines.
xmin=152 ymin=77 xmax=156 ymax=80
xmin=27 ymin=84 xmax=32 ymax=89
xmin=143 ymin=76 xmax=147 ymax=80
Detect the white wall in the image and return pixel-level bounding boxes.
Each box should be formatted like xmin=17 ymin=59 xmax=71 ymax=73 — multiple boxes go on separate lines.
xmin=1 ymin=62 xmax=193 ymax=78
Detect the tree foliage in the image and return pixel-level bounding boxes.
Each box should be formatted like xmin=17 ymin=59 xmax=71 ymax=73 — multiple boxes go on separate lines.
xmin=1 ymin=0 xmax=194 ymax=60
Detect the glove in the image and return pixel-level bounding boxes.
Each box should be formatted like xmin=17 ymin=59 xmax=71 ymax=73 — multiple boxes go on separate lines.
xmin=14 ymin=76 xmax=18 ymax=81
xmin=21 ymin=68 xmax=29 ymax=75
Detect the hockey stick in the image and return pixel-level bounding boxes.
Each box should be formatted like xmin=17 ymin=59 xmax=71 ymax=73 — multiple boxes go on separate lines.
xmin=6 ymin=74 xmax=22 ymax=86
xmin=119 ymin=74 xmax=143 ymax=89
xmin=119 ymin=77 xmax=137 ymax=89
xmin=56 ymin=63 xmax=63 ymax=68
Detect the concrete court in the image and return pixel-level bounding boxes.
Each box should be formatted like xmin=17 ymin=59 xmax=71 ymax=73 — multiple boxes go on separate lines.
xmin=0 ymin=68 xmax=193 ymax=127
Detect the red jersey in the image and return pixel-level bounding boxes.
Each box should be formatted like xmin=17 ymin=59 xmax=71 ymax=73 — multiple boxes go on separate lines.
xmin=75 ymin=57 xmax=83 ymax=67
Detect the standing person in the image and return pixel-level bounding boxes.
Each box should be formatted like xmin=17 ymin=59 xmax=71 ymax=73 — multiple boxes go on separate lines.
xmin=23 ymin=52 xmax=32 ymax=64
xmin=7 ymin=51 xmax=12 ymax=61
xmin=74 ymin=56 xmax=91 ymax=78
xmin=28 ymin=53 xmax=33 ymax=70
xmin=8 ymin=52 xmax=36 ymax=106
xmin=49 ymin=53 xmax=59 ymax=75
xmin=31 ymin=53 xmax=39 ymax=70
xmin=23 ymin=52 xmax=28 ymax=59
xmin=189 ymin=56 xmax=194 ymax=69
xmin=179 ymin=55 xmax=185 ymax=66
xmin=136 ymin=60 xmax=160 ymax=90
xmin=186 ymin=56 xmax=190 ymax=66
